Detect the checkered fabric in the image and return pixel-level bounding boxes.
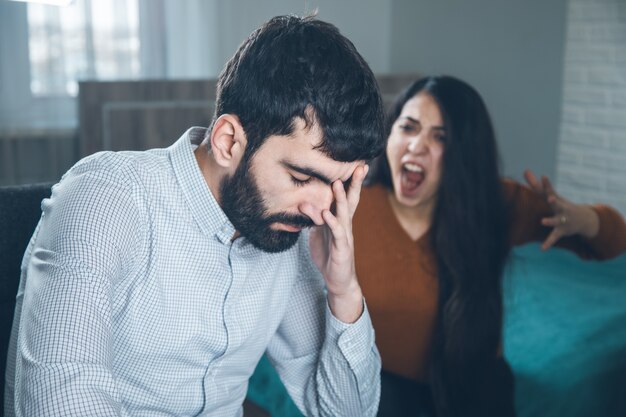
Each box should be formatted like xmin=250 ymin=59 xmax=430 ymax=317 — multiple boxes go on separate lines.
xmin=5 ymin=127 xmax=380 ymax=417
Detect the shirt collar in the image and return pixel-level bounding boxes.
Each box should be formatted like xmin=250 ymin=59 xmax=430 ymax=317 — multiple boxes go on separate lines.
xmin=169 ymin=127 xmax=237 ymax=244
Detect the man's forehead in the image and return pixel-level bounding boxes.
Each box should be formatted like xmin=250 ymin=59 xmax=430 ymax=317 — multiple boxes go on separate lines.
xmin=264 ymin=118 xmax=359 ymax=181
xmin=281 ymin=157 xmax=361 ymax=183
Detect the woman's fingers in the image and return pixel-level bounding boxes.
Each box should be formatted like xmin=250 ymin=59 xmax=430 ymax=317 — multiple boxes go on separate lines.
xmin=524 ymin=169 xmax=543 ymax=193
xmin=541 ymin=215 xmax=569 ymax=228
xmin=542 ymin=175 xmax=553 ymax=192
xmin=542 ymin=175 xmax=557 ymax=197
xmin=542 ymin=228 xmax=563 ymax=250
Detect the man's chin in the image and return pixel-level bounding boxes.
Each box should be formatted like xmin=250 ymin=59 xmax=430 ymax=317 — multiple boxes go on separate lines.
xmin=248 ymin=229 xmax=301 ymax=253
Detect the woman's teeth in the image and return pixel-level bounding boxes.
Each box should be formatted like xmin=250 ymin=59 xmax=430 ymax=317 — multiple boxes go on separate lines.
xmin=400 ymin=162 xmax=425 ymax=195
xmin=403 ymin=162 xmax=423 ymax=173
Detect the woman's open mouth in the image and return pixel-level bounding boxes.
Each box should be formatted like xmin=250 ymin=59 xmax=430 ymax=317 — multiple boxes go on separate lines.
xmin=400 ymin=162 xmax=425 ymax=197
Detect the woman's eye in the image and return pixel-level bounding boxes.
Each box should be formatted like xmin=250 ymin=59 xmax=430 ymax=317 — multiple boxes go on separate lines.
xmin=290 ymin=176 xmax=312 ymax=187
xmin=434 ymin=133 xmax=446 ymax=142
xmin=399 ymin=124 xmax=416 ymax=133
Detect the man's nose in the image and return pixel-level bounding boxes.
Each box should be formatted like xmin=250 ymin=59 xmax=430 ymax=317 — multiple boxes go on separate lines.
xmin=298 ymin=183 xmax=334 ymax=225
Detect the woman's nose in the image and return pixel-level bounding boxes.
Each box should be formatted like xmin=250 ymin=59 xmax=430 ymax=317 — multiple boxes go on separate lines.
xmin=407 ymin=134 xmax=427 ymax=154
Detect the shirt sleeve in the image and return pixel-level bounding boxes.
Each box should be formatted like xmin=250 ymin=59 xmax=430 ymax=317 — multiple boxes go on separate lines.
xmin=13 ymin=159 xmax=144 ymax=417
xmin=264 ymin=240 xmax=381 ymax=417
xmin=504 ymin=179 xmax=626 ymax=260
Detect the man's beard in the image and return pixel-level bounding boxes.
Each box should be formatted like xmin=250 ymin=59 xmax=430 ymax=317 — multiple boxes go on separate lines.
xmin=219 ymin=155 xmax=314 ymax=253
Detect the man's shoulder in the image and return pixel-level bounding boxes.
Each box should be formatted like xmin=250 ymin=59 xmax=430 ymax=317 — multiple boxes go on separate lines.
xmin=66 ymin=148 xmax=171 ymax=188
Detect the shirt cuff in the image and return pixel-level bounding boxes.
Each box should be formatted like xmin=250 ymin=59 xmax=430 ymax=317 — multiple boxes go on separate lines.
xmin=324 ymin=299 xmax=376 ymax=366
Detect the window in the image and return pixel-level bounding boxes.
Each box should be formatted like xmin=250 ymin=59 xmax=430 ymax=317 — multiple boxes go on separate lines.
xmin=0 ymin=0 xmax=218 ymax=131
xmin=27 ymin=0 xmax=140 ymax=97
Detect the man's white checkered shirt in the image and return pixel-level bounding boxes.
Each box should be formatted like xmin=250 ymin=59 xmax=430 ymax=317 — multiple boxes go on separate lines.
xmin=5 ymin=127 xmax=381 ymax=416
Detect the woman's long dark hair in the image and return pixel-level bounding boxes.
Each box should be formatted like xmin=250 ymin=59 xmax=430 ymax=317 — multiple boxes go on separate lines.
xmin=368 ymin=76 xmax=514 ymax=416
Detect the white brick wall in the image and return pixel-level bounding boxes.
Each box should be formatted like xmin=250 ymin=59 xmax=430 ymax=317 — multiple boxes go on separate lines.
xmin=556 ymin=0 xmax=626 ymax=215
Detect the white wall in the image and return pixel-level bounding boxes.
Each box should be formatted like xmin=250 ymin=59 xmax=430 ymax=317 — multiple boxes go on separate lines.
xmin=211 ymin=0 xmax=392 ymax=75
xmin=199 ymin=0 xmax=571 ymax=181
xmin=555 ymin=0 xmax=626 ymax=214
xmin=2 ymin=0 xmax=580 ymax=188
xmin=389 ymin=0 xmax=569 ymax=181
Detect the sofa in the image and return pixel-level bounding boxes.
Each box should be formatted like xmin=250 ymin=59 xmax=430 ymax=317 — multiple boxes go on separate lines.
xmin=247 ymin=243 xmax=626 ymax=417
xmin=3 ymin=183 xmax=625 ymax=417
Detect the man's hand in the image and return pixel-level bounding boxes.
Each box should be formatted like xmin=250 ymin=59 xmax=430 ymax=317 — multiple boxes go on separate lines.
xmin=524 ymin=169 xmax=600 ymax=250
xmin=309 ymin=164 xmax=369 ymax=323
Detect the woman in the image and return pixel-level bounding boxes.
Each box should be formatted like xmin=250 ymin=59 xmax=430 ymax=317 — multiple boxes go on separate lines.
xmin=354 ymin=76 xmax=626 ymax=417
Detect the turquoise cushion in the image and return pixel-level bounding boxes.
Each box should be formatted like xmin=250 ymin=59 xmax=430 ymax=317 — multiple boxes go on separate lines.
xmin=247 ymin=355 xmax=304 ymax=417
xmin=247 ymin=243 xmax=626 ymax=416
xmin=503 ymin=243 xmax=626 ymax=417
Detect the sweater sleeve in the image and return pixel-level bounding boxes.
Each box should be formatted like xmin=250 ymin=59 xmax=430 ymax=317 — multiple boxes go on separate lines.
xmin=503 ymin=179 xmax=626 ymax=260
xmin=583 ymin=204 xmax=626 ymax=260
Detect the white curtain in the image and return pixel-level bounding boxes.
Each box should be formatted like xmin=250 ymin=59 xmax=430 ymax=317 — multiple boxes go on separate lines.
xmin=0 ymin=0 xmax=221 ymax=131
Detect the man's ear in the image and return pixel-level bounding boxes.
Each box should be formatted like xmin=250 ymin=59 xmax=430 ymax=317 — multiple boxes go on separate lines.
xmin=209 ymin=114 xmax=247 ymax=169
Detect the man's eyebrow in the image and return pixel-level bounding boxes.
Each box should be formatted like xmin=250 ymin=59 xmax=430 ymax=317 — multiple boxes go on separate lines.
xmin=281 ymin=161 xmax=333 ymax=185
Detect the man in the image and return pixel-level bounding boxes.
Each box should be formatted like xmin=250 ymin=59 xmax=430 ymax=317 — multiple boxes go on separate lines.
xmin=5 ymin=15 xmax=385 ymax=417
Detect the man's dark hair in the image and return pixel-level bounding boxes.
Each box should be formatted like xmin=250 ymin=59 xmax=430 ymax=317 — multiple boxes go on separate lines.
xmin=212 ymin=15 xmax=385 ymax=162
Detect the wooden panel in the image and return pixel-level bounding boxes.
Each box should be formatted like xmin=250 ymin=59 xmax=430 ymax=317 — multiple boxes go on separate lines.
xmin=104 ymin=102 xmax=214 ymax=151
xmin=79 ymin=79 xmax=217 ymax=157
xmin=0 ymin=130 xmax=77 ymax=186
xmin=78 ymin=75 xmax=420 ymax=158
xmin=14 ymin=136 xmax=50 ymax=183
xmin=0 ymin=137 xmax=16 ymax=185
xmin=0 ymin=74 xmax=421 ymax=185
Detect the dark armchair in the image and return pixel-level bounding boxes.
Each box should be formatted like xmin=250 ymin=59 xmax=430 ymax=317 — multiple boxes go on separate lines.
xmin=0 ymin=183 xmax=53 ymax=417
